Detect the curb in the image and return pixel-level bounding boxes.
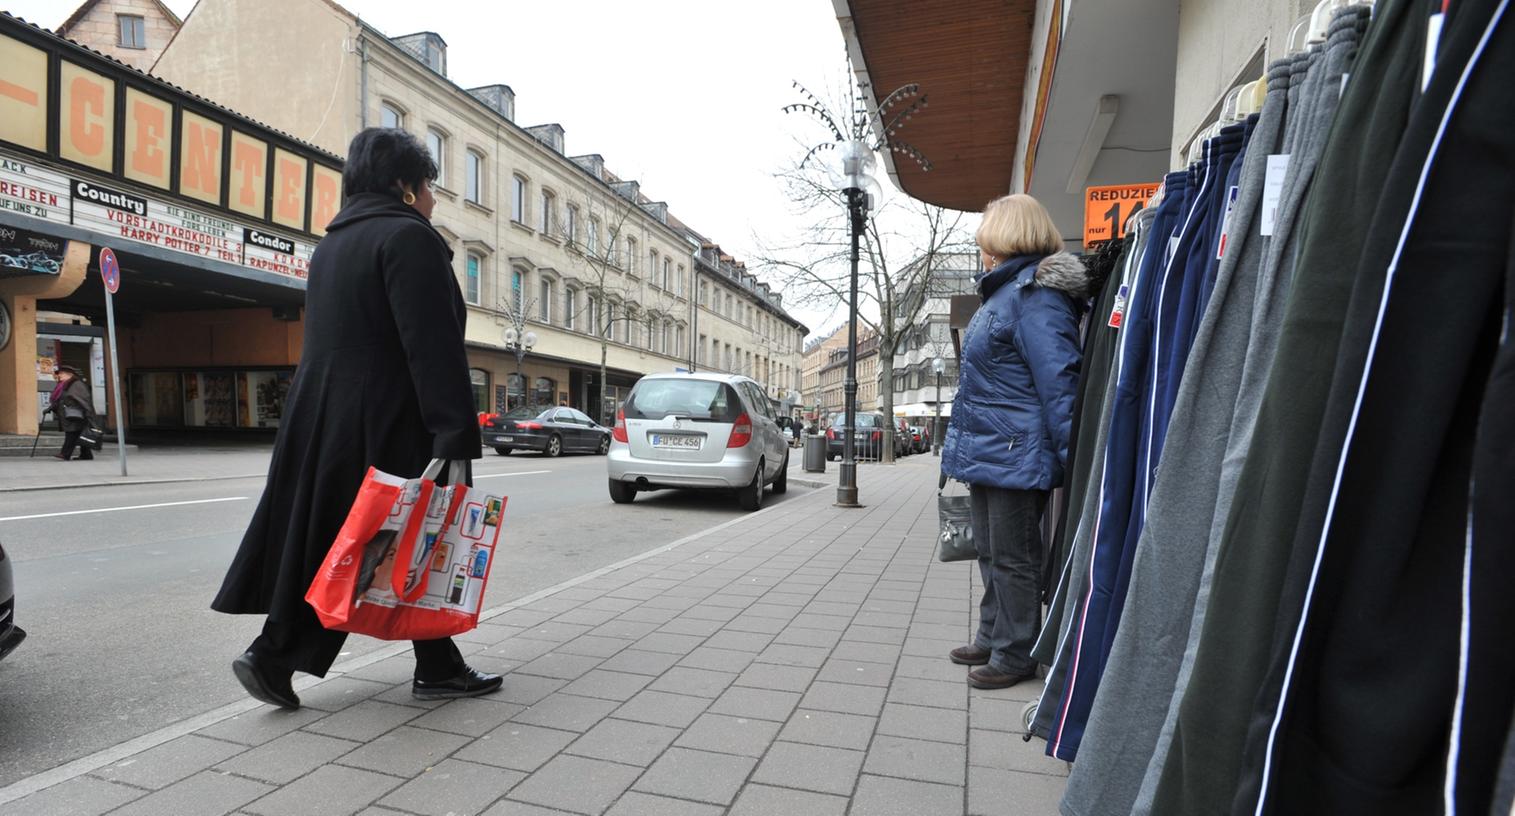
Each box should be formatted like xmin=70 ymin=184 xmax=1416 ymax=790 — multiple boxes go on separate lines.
xmin=0 ymin=473 xmax=268 ymax=494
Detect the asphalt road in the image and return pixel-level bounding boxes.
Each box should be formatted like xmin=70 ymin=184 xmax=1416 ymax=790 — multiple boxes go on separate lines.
xmin=0 ymin=451 xmax=813 ymax=788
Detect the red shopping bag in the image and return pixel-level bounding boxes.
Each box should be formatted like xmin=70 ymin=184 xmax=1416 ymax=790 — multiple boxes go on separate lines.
xmin=306 ymin=460 xmax=507 ymax=640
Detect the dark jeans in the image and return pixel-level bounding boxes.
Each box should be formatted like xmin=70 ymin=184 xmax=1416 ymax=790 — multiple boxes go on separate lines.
xmin=248 ymin=602 xmax=465 ymax=681
xmin=971 ymin=483 xmax=1048 ymax=675
xmin=60 ymin=429 xmax=93 ymax=460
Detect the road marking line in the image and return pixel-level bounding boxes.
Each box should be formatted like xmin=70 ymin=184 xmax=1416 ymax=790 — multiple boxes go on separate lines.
xmin=473 ymin=470 xmax=550 ymax=480
xmin=0 ymin=497 xmax=248 ymax=523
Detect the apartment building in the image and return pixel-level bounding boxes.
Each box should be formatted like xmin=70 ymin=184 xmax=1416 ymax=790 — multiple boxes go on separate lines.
xmin=890 ymin=253 xmax=977 ymax=424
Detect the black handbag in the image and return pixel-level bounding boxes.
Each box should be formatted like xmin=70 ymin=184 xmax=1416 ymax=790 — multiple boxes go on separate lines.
xmin=62 ymin=404 xmax=86 ymax=421
xmin=937 ymin=473 xmax=976 ymax=562
xmin=79 ymin=424 xmax=104 ymax=450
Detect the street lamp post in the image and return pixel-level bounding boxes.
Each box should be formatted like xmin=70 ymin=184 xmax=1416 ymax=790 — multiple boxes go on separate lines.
xmin=502 ymin=327 xmax=538 ymax=409
xmin=932 ymin=356 xmax=945 ymax=456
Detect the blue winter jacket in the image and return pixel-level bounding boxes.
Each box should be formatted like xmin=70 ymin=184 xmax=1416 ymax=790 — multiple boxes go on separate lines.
xmin=942 ymin=252 xmax=1090 ymax=491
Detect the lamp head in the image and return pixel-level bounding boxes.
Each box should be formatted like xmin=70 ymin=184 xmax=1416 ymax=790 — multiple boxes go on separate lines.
xmin=523 ymin=330 xmax=538 ymax=349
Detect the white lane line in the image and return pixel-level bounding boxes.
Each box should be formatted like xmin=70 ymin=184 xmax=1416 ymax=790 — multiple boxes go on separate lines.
xmin=0 ymin=496 xmax=249 ymax=523
xmin=473 ymin=470 xmax=551 ymax=480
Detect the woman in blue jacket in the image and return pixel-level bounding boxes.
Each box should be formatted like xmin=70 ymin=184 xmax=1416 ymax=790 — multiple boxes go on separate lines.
xmin=942 ymin=194 xmax=1090 ymax=689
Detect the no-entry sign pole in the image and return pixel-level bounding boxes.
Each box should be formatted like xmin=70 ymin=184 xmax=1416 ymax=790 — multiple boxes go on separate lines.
xmin=100 ymin=247 xmax=127 ymax=477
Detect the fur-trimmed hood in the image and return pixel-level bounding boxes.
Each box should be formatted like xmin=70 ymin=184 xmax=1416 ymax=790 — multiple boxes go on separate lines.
xmin=1033 ymin=251 xmax=1099 ymax=300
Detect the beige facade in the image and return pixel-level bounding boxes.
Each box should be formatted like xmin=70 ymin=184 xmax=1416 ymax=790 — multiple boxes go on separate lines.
xmin=152 ymin=0 xmax=804 ymax=422
xmin=814 ymin=325 xmax=877 ymax=421
xmin=56 ymin=0 xmax=181 ymax=72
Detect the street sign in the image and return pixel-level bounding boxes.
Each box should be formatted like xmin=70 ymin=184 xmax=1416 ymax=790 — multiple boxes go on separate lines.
xmin=1083 ymin=183 xmax=1160 ymax=247
xmin=100 ymin=246 xmax=120 ymax=293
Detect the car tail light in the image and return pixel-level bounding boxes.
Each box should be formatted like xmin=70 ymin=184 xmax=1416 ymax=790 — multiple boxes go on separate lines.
xmin=872 ymin=430 xmax=882 ymax=441
xmin=728 ymin=412 xmax=753 ymax=448
xmin=517 ymin=421 xmax=543 ymax=430
xmin=612 ymin=409 xmax=628 ymax=443
xmin=826 ymin=428 xmax=836 ymax=440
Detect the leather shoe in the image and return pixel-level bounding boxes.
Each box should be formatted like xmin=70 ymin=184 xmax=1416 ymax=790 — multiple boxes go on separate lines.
xmin=949 ymin=644 xmax=991 ymax=666
xmin=232 ymin=651 xmax=299 ymax=709
xmin=967 ymin=665 xmax=1036 ymax=690
xmin=412 ymin=665 xmax=503 ymax=700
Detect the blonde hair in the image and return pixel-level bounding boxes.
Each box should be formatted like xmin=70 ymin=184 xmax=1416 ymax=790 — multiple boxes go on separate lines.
xmin=976 ymin=194 xmax=1063 ymax=259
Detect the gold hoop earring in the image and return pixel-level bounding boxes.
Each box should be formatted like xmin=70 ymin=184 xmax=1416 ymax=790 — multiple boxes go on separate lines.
xmin=402 ymin=191 xmax=417 ymax=206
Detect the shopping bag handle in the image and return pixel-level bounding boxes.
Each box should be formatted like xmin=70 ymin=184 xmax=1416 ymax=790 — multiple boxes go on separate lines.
xmin=421 ymin=458 xmax=472 ymax=487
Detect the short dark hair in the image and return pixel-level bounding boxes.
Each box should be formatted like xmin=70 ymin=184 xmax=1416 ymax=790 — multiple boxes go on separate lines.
xmin=342 ymin=127 xmax=438 ymax=199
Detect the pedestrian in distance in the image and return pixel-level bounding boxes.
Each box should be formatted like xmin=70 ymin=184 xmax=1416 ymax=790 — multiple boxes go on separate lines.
xmin=214 ymin=127 xmax=501 ymax=709
xmin=43 ymin=365 xmax=95 ymax=461
xmin=940 ymin=194 xmax=1089 ymax=689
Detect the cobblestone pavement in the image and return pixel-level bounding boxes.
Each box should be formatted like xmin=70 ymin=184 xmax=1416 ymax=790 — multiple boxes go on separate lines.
xmin=0 ymin=457 xmax=1067 ymax=816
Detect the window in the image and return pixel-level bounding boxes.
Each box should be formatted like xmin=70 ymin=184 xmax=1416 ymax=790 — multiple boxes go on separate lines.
xmin=380 ymin=102 xmax=403 ymax=129
xmin=533 ymin=377 xmax=555 ymax=406
xmin=698 ymin=335 xmax=707 ymax=364
xmin=539 ymin=278 xmax=552 ymax=323
xmin=675 ymin=326 xmax=685 ymax=359
xmin=511 ymin=268 xmax=525 ymax=315
xmin=649 ymin=250 xmax=659 ymax=284
xmin=506 ymin=373 xmax=526 ymax=410
xmin=588 ymin=218 xmax=600 ymax=256
xmin=647 ymin=316 xmax=658 ymax=351
xmin=465 ymin=150 xmax=483 ymax=204
xmin=627 ymin=309 xmax=639 ymax=346
xmin=665 ymin=322 xmax=674 ymax=356
xmin=564 ymin=288 xmax=577 ymax=331
xmin=511 ymin=175 xmax=527 ymax=224
xmin=626 ymin=237 xmax=638 ymax=275
xmin=426 ymin=129 xmax=446 ymax=187
xmin=724 ymin=344 xmax=732 ymax=371
xmin=663 ymin=258 xmax=672 ymax=291
xmin=117 ymin=14 xmax=145 ymax=49
xmin=676 ymin=265 xmax=685 ymax=296
xmin=540 ymin=190 xmax=555 ymax=234
xmin=469 ymin=369 xmax=490 ymax=413
xmin=465 ymin=253 xmax=481 ymax=305
xmin=565 ymin=204 xmax=579 ymax=244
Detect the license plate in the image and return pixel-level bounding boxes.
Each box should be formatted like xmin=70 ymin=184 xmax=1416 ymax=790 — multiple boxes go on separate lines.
xmin=651 ymin=433 xmax=701 ymax=449
xmin=498 ymin=435 xmax=514 ymax=442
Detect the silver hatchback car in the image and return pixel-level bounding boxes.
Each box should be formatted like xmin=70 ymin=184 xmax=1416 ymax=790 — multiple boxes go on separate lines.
xmin=607 ymin=373 xmax=790 ymax=511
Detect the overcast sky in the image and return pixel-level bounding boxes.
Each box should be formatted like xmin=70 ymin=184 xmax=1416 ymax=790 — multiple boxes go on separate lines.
xmin=8 ymin=0 xmax=969 ymax=337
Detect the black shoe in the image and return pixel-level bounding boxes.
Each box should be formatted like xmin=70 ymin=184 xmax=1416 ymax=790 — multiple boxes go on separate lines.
xmin=412 ymin=666 xmax=503 ymax=700
xmin=232 ymin=651 xmax=300 ymax=709
xmin=967 ymin=665 xmax=1037 ymax=690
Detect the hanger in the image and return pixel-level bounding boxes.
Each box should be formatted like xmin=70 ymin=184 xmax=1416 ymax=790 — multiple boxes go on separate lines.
xmin=1286 ymin=14 xmax=1312 ymax=53
xmin=1221 ymin=85 xmax=1245 ymax=123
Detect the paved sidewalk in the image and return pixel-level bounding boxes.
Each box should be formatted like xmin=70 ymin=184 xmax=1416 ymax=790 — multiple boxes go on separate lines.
xmin=0 ymin=446 xmax=275 ymax=493
xmin=0 ymin=457 xmax=1067 ymax=816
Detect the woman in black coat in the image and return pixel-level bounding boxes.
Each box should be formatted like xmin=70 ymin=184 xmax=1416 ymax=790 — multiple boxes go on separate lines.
xmin=46 ymin=365 xmax=95 ymax=461
xmin=214 ymin=128 xmax=499 ymax=709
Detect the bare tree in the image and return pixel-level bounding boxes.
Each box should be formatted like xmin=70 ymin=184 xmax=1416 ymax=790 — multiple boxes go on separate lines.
xmin=755 ymin=158 xmax=970 ymax=462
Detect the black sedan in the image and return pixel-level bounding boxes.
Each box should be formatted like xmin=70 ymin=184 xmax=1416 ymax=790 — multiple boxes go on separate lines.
xmin=0 ymin=541 xmax=24 ymax=662
xmin=483 ymin=405 xmax=611 ymax=457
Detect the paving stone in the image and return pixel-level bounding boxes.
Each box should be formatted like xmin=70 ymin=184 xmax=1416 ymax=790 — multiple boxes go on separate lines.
xmin=762 ymin=591 xmax=817 ymax=606
xmin=734 ymin=662 xmax=817 ymax=693
xmin=341 ymin=655 xmax=425 ymax=685
xmin=632 ymin=747 xmax=756 ymax=806
xmin=196 ymin=706 xmax=329 ymax=747
xmin=631 ymin=632 xmax=707 ymax=654
xmin=723 ymin=614 xmax=789 ymax=635
xmin=655 ymin=616 xmax=725 ymax=637
xmin=674 ymin=713 xmax=782 ymax=757
xmin=969 ymin=728 xmax=1070 ymax=776
xmin=492 ymin=673 xmax=569 ymax=706
xmin=596 ymin=648 xmax=682 ymax=676
xmin=682 ymin=603 xmax=747 ymax=621
xmin=856 ymin=612 xmax=915 ymax=629
xmin=968 ymin=676 xmax=1044 ymax=705
xmin=846 ymin=625 xmax=909 ymax=645
xmin=788 ymin=613 xmax=854 ymax=632
xmin=511 ymin=693 xmax=621 ymax=732
xmin=887 ymin=676 xmax=967 ymax=710
xmin=519 ymin=621 xmax=595 ymax=643
xmin=849 ymin=774 xmax=963 ymax=816
xmin=799 ymin=681 xmax=888 ymax=717
xmin=93 ymin=733 xmax=247 ymax=789
xmin=879 ymin=702 xmax=969 ymax=745
xmin=604 ymin=791 xmax=723 ymax=816
xmin=863 ymin=734 xmax=967 ymax=786
xmin=303 ymin=700 xmax=425 ymax=742
xmin=708 ymin=686 xmax=802 ymax=722
xmin=480 ymin=801 xmax=570 ymax=816
xmin=613 ymin=690 xmax=710 ymax=728
xmin=968 ymin=695 xmax=1034 ymax=733
xmin=615 ymin=606 xmax=682 ymax=625
xmin=514 ymin=652 xmax=606 ymax=680
xmin=455 ymin=722 xmax=578 ymax=772
xmin=492 ymin=608 xmax=557 ymax=628
xmin=581 ymin=595 xmax=641 ymax=612
xmin=370 ymin=682 xmax=449 ymax=710
xmin=455 ymin=621 xmax=526 ymax=644
xmin=408 ymin=697 xmax=525 ymax=737
xmin=816 ymin=658 xmax=895 ymax=687
xmin=337 ymin=725 xmax=472 ymax=776
xmin=559 ymin=669 xmax=654 ymax=702
xmin=968 ymin=765 xmax=1068 ymax=816
xmin=910 ymin=622 xmax=971 ymax=642
xmin=773 ymin=626 xmax=845 ymax=648
xmin=750 ymin=741 xmax=865 ymax=796
xmin=647 ymin=667 xmax=736 ymax=699
xmin=485 ymin=637 xmax=562 ymax=662
xmin=106 ymin=770 xmax=272 ymax=816
xmin=896 ymin=654 xmax=971 ymax=683
xmin=551 ymin=606 xmax=621 ymax=627
xmin=778 ymin=709 xmax=877 ymax=751
xmin=702 ymin=630 xmax=775 ymax=653
xmin=902 ymin=636 xmax=964 ymax=659
xmin=678 ymin=646 xmax=756 ymax=673
xmin=831 ymin=640 xmax=904 ymax=665
xmin=755 ymin=643 xmax=830 ymax=668
xmin=378 ymin=758 xmax=524 ymax=816
xmin=504 ymin=755 xmax=642 ymax=815
xmin=727 ymin=784 xmax=849 ymax=816
xmin=244 ymin=764 xmax=402 ymax=816
xmin=559 ymin=634 xmax=637 ymax=658
xmin=215 ymin=731 xmax=360 ymax=785
xmin=589 ymin=619 xmax=662 ymax=640
xmin=564 ymin=717 xmax=681 ymax=765
xmin=0 ymin=776 xmax=143 ymax=816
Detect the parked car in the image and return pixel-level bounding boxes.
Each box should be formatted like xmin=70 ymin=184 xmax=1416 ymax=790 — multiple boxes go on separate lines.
xmin=0 ymin=541 xmax=24 ymax=662
xmin=825 ymin=412 xmax=887 ymax=461
xmin=908 ymin=425 xmax=926 ymax=454
xmin=483 ymin=405 xmax=611 ymax=457
xmin=607 ymin=373 xmax=789 ymax=511
xmin=893 ymin=417 xmax=913 ymax=458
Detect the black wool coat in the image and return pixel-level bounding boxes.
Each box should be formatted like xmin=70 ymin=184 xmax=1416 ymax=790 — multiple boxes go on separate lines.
xmin=212 ymin=193 xmax=481 ymax=623
xmin=54 ymin=378 xmax=95 ymax=432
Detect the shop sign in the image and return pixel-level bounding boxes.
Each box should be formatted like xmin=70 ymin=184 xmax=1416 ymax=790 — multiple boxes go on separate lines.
xmin=1083 ymin=183 xmax=1161 ymax=246
xmin=0 ymin=155 xmax=70 ymax=226
xmin=0 ymin=223 xmax=66 ymax=277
